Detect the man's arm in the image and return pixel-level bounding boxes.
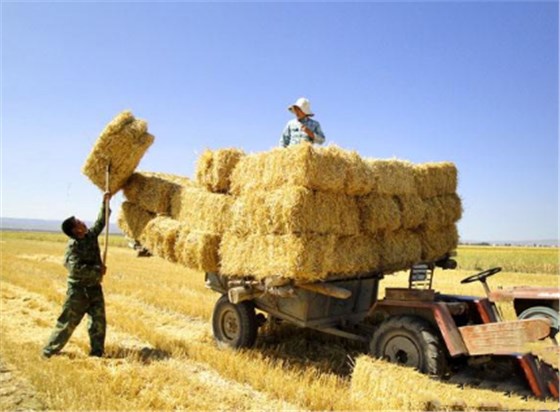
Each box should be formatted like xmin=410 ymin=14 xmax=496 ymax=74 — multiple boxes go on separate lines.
xmin=309 ymin=121 xmax=325 ymax=145
xmin=90 ymin=192 xmax=111 ymax=236
xmin=280 ymin=123 xmax=291 ymax=148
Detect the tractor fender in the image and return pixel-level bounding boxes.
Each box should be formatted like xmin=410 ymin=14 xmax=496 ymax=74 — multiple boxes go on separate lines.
xmin=372 ymin=300 xmax=469 ymax=356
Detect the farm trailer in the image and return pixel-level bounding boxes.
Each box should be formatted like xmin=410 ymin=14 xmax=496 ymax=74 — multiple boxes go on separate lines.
xmin=205 ymin=257 xmax=559 ymax=400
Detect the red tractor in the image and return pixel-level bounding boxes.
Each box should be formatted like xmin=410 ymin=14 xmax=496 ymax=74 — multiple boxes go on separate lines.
xmin=206 ymin=256 xmax=559 ymax=399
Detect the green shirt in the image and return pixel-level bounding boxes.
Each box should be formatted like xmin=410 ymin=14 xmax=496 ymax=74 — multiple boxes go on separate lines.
xmin=64 ymin=202 xmax=110 ymax=287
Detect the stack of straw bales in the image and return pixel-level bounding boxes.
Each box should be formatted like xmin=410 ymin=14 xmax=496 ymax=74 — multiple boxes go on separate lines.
xmin=117 ymin=141 xmax=461 ymax=281
xmin=219 ymin=143 xmax=461 ymax=280
xmin=117 ymin=149 xmax=242 ymax=273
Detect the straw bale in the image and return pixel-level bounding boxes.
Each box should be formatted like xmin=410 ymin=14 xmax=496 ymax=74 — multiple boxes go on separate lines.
xmin=332 ymin=235 xmax=380 ymax=274
xmin=219 ymin=232 xmax=338 ymax=280
xmin=419 ymin=225 xmax=459 ymax=262
xmin=415 ymin=162 xmax=457 ymax=198
xmin=365 ymin=159 xmax=417 ymax=195
xmin=395 ymin=195 xmax=426 ymax=229
xmin=230 ymin=143 xmax=351 ymax=195
xmin=141 ymin=216 xmax=184 ymax=262
xmin=378 ymin=230 xmax=422 ymax=272
xmin=175 ymin=229 xmax=220 ymax=272
xmin=117 ymin=201 xmax=155 ymax=240
xmin=196 ymin=148 xmax=245 ymax=193
xmin=170 ymin=186 xmax=233 ymax=233
xmin=123 ymin=172 xmax=192 ymax=214
xmin=423 ymin=194 xmax=462 ymax=229
xmin=82 ymin=111 xmax=154 ymax=194
xmin=230 ymin=187 xmax=361 ymax=236
xmin=220 ymin=233 xmax=383 ymax=280
xmin=358 ymin=195 xmax=401 ymax=234
xmin=343 ymin=151 xmax=376 ymax=195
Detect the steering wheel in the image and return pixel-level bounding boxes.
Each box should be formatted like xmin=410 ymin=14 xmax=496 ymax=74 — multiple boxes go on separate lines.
xmin=460 ymin=267 xmax=502 ymax=284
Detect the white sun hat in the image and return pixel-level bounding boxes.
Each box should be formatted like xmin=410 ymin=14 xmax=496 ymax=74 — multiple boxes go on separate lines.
xmin=288 ymin=97 xmax=314 ymax=116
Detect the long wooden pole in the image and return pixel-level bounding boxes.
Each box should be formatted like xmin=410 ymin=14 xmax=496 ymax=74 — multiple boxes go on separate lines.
xmin=103 ymin=163 xmax=111 ymax=265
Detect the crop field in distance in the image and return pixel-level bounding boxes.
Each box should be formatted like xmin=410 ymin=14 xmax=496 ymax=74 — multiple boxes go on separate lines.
xmin=1 ymin=231 xmax=558 ymax=411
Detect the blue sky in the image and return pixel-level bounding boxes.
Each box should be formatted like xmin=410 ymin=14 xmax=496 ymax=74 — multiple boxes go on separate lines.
xmin=2 ymin=1 xmax=558 ymax=242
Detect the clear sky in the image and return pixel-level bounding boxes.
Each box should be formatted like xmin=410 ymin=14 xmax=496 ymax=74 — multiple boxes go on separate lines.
xmin=2 ymin=1 xmax=558 ymax=242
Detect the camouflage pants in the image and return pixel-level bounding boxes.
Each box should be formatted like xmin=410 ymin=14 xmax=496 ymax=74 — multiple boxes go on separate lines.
xmin=43 ymin=284 xmax=106 ymax=357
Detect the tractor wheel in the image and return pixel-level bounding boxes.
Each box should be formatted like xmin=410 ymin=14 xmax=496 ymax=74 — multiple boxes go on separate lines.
xmin=212 ymin=295 xmax=258 ymax=349
xmin=518 ymin=306 xmax=559 ymax=338
xmin=369 ymin=315 xmax=447 ymax=376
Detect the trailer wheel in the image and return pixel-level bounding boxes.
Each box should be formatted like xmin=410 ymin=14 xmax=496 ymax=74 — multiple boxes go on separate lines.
xmin=369 ymin=315 xmax=447 ymax=376
xmin=212 ymin=295 xmax=258 ymax=349
xmin=518 ymin=306 xmax=559 ymax=338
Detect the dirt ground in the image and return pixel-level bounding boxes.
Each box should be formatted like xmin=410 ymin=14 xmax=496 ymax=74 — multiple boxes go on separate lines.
xmin=0 ymin=358 xmax=44 ymax=411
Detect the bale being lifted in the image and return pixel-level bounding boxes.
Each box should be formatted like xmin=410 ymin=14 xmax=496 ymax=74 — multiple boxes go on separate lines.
xmin=82 ymin=111 xmax=154 ymax=194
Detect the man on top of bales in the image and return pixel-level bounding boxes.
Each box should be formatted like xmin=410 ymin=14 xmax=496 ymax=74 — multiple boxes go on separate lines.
xmin=42 ymin=191 xmax=111 ymax=359
xmin=280 ymin=97 xmax=326 ymax=147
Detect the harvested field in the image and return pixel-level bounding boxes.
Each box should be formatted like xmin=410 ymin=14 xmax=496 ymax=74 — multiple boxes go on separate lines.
xmin=1 ymin=232 xmax=557 ymax=411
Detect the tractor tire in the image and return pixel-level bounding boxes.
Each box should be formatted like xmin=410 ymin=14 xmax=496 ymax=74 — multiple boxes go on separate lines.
xmin=369 ymin=315 xmax=447 ymax=376
xmin=518 ymin=306 xmax=559 ymax=338
xmin=212 ymin=295 xmax=258 ymax=349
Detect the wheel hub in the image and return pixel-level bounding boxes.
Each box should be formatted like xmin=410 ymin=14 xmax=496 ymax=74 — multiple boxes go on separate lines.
xmin=383 ymin=336 xmax=421 ymax=368
xmin=222 ymin=311 xmax=239 ymax=341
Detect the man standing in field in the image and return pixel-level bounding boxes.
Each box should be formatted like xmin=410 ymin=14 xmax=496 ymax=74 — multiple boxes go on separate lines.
xmin=280 ymin=97 xmax=326 ymax=147
xmin=42 ymin=192 xmax=111 ymax=358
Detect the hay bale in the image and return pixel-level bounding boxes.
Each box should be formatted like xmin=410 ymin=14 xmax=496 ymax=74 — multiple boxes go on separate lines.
xmin=82 ymin=111 xmax=154 ymax=194
xmin=123 ymin=172 xmax=192 ymax=214
xmin=378 ymin=230 xmax=422 ymax=271
xmin=117 ymin=201 xmax=155 ymax=239
xmin=170 ymin=186 xmax=233 ymax=233
xmin=344 ymin=151 xmax=376 ymax=195
xmin=220 ymin=233 xmax=383 ymax=280
xmin=415 ymin=162 xmax=457 ymax=198
xmin=140 ymin=216 xmax=184 ymax=262
xmin=365 ymin=158 xmax=417 ymax=195
xmin=230 ymin=187 xmax=361 ymax=236
xmin=332 ymin=235 xmax=380 ymax=274
xmin=220 ymin=232 xmax=337 ymax=280
xmin=419 ymin=225 xmax=459 ymax=262
xmin=175 ymin=229 xmax=220 ymax=272
xmin=195 ymin=148 xmax=245 ymax=193
xmin=230 ymin=143 xmax=354 ymax=195
xmin=358 ymin=195 xmax=401 ymax=234
xmin=395 ymin=195 xmax=426 ymax=229
xmin=423 ymin=194 xmax=462 ymax=229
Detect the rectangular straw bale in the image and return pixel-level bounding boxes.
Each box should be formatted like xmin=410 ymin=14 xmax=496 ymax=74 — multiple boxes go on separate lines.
xmin=358 ymin=195 xmax=401 ymax=234
xmin=195 ymin=148 xmax=245 ymax=193
xmin=344 ymin=151 xmax=376 ymax=196
xmin=140 ymin=216 xmax=184 ymax=262
xmin=394 ymin=195 xmax=426 ymax=229
xmin=230 ymin=143 xmax=351 ymax=195
xmin=419 ymin=225 xmax=459 ymax=262
xmin=175 ymin=229 xmax=220 ymax=272
xmin=378 ymin=230 xmax=422 ymax=272
xmin=123 ymin=171 xmax=192 ymax=214
xmin=415 ymin=162 xmax=457 ymax=198
xmin=331 ymin=235 xmax=381 ymax=274
xmin=365 ymin=159 xmax=417 ymax=195
xmin=230 ymin=186 xmax=361 ymax=236
xmin=170 ymin=186 xmax=233 ymax=233
xmin=423 ymin=194 xmax=462 ymax=229
xmin=82 ymin=111 xmax=154 ymax=194
xmin=117 ymin=201 xmax=155 ymax=240
xmin=219 ymin=232 xmax=338 ymax=281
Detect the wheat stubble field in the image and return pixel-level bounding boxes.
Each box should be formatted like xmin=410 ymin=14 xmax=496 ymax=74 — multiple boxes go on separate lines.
xmin=1 ymin=231 xmax=558 ymax=411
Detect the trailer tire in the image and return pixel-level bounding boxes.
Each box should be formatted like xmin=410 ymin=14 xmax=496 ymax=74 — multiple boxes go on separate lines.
xmin=518 ymin=306 xmax=559 ymax=338
xmin=369 ymin=315 xmax=447 ymax=376
xmin=212 ymin=295 xmax=258 ymax=349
